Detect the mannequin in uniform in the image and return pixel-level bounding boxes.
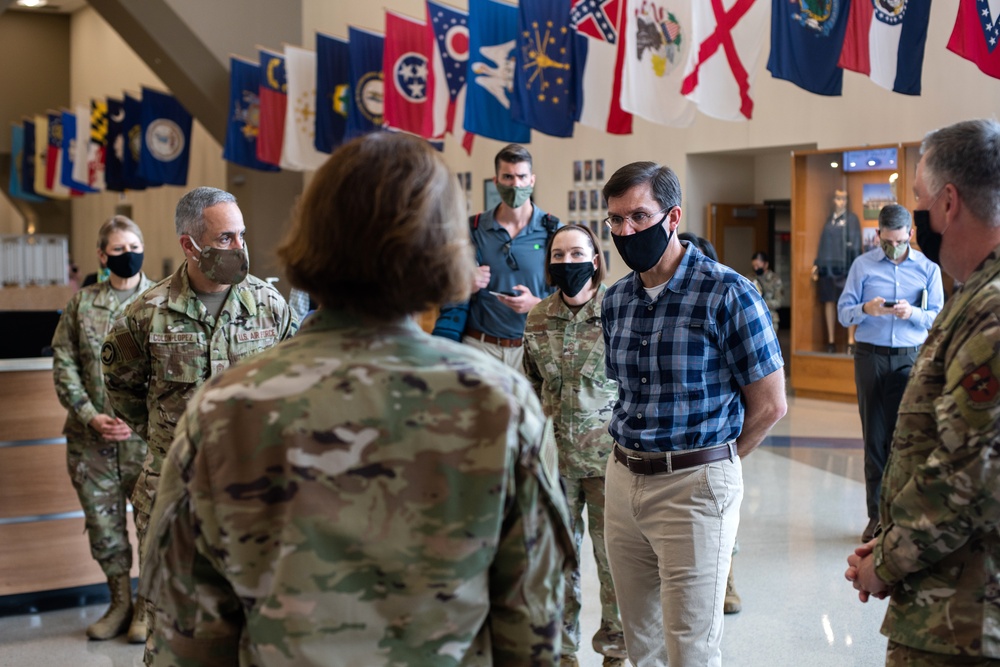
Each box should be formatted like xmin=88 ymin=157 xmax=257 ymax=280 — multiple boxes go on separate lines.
xmin=812 ymin=189 xmax=861 ymax=353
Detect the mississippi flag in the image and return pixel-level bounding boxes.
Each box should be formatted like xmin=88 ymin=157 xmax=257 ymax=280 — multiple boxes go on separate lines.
xmin=839 ymin=0 xmax=931 ymax=95
xmin=383 ymin=11 xmax=437 ymax=138
xmin=572 ymin=0 xmax=632 ymax=134
xmin=257 ymin=48 xmax=287 ymax=166
xmin=948 ymin=0 xmax=1000 ymax=80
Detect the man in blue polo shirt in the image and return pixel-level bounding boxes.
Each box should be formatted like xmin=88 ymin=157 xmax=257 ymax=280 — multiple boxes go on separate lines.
xmin=837 ymin=204 xmax=943 ymax=543
xmin=461 ymin=144 xmax=558 ymax=369
xmin=601 ymin=161 xmax=786 ymax=666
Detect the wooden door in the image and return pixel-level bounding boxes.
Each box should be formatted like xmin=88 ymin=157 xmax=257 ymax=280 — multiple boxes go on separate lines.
xmin=706 ymin=203 xmax=770 ymax=275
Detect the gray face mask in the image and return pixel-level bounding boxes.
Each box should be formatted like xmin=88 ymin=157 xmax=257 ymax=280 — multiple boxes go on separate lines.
xmin=881 ymin=239 xmax=908 ymax=261
xmin=189 ymin=237 xmax=249 ymax=285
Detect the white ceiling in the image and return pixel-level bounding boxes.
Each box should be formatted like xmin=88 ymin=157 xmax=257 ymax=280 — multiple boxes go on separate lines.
xmin=8 ymin=0 xmax=88 ymax=14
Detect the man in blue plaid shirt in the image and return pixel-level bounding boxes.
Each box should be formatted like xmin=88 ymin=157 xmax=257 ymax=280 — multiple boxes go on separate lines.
xmin=600 ymin=161 xmax=787 ymax=667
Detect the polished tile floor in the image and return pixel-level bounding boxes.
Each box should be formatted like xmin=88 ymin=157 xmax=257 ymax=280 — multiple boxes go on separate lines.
xmin=0 ymin=397 xmax=888 ymax=666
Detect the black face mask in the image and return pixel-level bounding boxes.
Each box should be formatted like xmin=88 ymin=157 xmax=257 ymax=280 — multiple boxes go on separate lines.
xmin=612 ymin=214 xmax=672 ymax=273
xmin=913 ymin=209 xmax=941 ymax=266
xmin=549 ymin=261 xmax=595 ymax=298
xmin=754 ymin=267 xmax=765 ymax=276
xmin=106 ymin=251 xmax=144 ymax=279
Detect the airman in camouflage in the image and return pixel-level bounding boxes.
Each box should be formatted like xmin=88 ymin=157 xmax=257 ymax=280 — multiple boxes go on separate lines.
xmin=102 ymin=188 xmax=296 ymax=650
xmin=51 ymin=215 xmax=154 ymax=641
xmin=523 ymin=224 xmax=625 ymax=667
xmin=845 ymin=119 xmax=1000 ymax=664
xmin=749 ymin=251 xmax=783 ymax=329
xmin=141 ymin=133 xmax=574 ymax=666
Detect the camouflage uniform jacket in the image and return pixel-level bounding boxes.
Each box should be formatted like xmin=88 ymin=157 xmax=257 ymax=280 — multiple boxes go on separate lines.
xmin=52 ymin=274 xmax=156 ymax=442
xmin=873 ymin=244 xmax=1000 ymax=657
xmin=141 ymin=308 xmax=575 ymax=666
xmin=102 ymin=261 xmax=296 ymax=515
xmin=749 ymin=269 xmax=783 ymax=327
xmin=523 ymin=285 xmax=616 ymax=479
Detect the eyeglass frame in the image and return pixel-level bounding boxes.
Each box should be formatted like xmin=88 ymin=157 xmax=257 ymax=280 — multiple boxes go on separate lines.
xmin=604 ymin=207 xmax=674 ymax=232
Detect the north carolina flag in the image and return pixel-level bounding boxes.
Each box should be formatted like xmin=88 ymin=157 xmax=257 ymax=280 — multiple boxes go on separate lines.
xmin=512 ymin=0 xmax=578 ymax=138
xmin=947 ymin=0 xmax=1000 ymax=80
xmin=620 ymin=0 xmax=695 ymax=127
xmin=44 ymin=112 xmax=73 ymax=198
xmin=346 ymin=26 xmax=385 ymax=139
xmin=224 ymin=57 xmax=281 ymax=172
xmin=427 ymin=1 xmax=469 ymax=135
xmin=767 ymin=0 xmax=850 ymax=96
xmin=257 ymin=48 xmax=287 ymax=166
xmin=572 ymin=0 xmax=632 ymax=134
xmin=839 ymin=0 xmax=930 ymax=95
xmin=138 ymin=87 xmax=193 ymax=186
xmin=315 ymin=33 xmax=350 ymax=153
xmin=681 ymin=0 xmax=767 ymax=121
xmin=281 ymin=45 xmax=328 ymax=171
xmin=464 ymin=0 xmax=530 ymax=143
xmin=383 ymin=11 xmax=437 ymax=138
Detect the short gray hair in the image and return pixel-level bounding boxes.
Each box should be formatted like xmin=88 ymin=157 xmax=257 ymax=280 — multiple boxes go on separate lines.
xmin=97 ymin=215 xmax=143 ymax=250
xmin=878 ymin=204 xmax=911 ymax=232
xmin=921 ymin=119 xmax=1000 ymax=227
xmin=175 ymin=187 xmax=237 ymax=239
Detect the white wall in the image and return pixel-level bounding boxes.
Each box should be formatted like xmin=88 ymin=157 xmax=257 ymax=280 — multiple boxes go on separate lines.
xmin=0 ymin=196 xmax=21 ymax=235
xmin=68 ymin=6 xmax=226 ymax=280
xmin=302 ymin=0 xmax=1000 ymax=284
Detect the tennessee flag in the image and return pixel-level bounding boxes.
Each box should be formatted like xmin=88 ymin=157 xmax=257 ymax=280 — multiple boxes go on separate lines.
xmin=947 ymin=0 xmax=1000 ymax=80
xmin=383 ymin=11 xmax=438 ymax=138
xmin=839 ymin=0 xmax=931 ymax=95
xmin=572 ymin=0 xmax=632 ymax=134
xmin=257 ymin=48 xmax=287 ymax=166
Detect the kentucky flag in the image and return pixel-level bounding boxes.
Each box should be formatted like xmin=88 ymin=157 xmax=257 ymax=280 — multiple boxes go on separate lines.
xmin=105 ymin=97 xmax=126 ymax=192
xmin=123 ymin=93 xmax=151 ymax=189
xmin=20 ymin=119 xmax=46 ymax=200
xmin=512 ymin=0 xmax=577 ymax=137
xmin=464 ymin=0 xmax=531 ymax=143
xmin=138 ymin=87 xmax=193 ymax=186
xmin=948 ymin=0 xmax=1000 ymax=80
xmin=427 ymin=1 xmax=470 ymax=134
xmin=346 ymin=27 xmax=385 ymax=139
xmin=316 ymin=33 xmax=350 ymax=153
xmin=767 ymin=0 xmax=851 ymax=96
xmin=10 ymin=125 xmax=46 ymax=202
xmin=224 ymin=57 xmax=281 ymax=171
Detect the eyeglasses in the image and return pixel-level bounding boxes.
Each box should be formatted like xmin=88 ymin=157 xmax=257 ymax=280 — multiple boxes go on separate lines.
xmin=604 ymin=208 xmax=671 ymax=232
xmin=502 ymin=241 xmax=519 ymax=271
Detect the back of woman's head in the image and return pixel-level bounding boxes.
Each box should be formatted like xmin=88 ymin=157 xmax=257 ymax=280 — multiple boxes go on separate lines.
xmin=278 ymin=133 xmax=476 ymax=320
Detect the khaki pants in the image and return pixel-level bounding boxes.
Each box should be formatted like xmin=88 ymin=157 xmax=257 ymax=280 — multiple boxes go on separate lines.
xmin=461 ymin=334 xmax=524 ymax=371
xmin=604 ymin=450 xmax=742 ymax=667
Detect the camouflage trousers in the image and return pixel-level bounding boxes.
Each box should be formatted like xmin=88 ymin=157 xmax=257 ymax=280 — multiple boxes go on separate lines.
xmin=66 ymin=434 xmax=145 ymax=578
xmin=887 ymin=641 xmax=1000 ymax=666
xmin=562 ymin=475 xmax=627 ymax=660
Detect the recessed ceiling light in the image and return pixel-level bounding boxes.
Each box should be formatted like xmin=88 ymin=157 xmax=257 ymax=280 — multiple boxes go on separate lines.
xmin=17 ymin=0 xmax=49 ymax=7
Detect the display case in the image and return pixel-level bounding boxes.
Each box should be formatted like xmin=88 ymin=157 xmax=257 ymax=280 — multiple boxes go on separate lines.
xmin=790 ymin=143 xmax=913 ymax=401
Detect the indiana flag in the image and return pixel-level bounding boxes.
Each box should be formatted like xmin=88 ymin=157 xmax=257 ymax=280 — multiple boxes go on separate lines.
xmin=10 ymin=125 xmax=46 ymax=202
xmin=680 ymin=0 xmax=767 ymax=121
xmin=512 ymin=0 xmax=578 ymax=138
xmin=138 ymin=87 xmax=193 ymax=186
xmin=620 ymin=0 xmax=695 ymax=127
xmin=427 ymin=1 xmax=470 ymax=134
xmin=224 ymin=57 xmax=281 ymax=171
xmin=60 ymin=110 xmax=96 ymax=193
xmin=767 ymin=0 xmax=850 ymax=96
xmin=281 ymin=45 xmax=328 ymax=171
xmin=44 ymin=112 xmax=72 ymax=198
xmin=257 ymin=48 xmax=287 ymax=166
xmin=572 ymin=0 xmax=632 ymax=134
xmin=315 ymin=33 xmax=350 ymax=153
xmin=947 ymin=0 xmax=1000 ymax=80
xmin=465 ymin=0 xmax=530 ymax=143
xmin=839 ymin=0 xmax=930 ymax=95
xmin=383 ymin=11 xmax=437 ymax=138
xmin=346 ymin=26 xmax=385 ymax=139
xmin=124 ymin=92 xmax=151 ymax=190
xmin=20 ymin=119 xmax=46 ymax=200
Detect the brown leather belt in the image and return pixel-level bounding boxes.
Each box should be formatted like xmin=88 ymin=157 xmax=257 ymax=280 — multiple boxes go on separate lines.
xmin=613 ymin=442 xmax=736 ymax=475
xmin=465 ymin=327 xmax=523 ymax=348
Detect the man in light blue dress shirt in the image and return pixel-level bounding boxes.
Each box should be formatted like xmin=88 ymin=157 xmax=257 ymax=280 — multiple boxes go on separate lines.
xmin=838 ymin=204 xmax=944 ymax=543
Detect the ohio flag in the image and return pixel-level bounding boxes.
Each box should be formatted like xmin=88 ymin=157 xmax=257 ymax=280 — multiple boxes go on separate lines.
xmin=427 ymin=1 xmax=470 ymax=134
xmin=838 ymin=0 xmax=931 ymax=95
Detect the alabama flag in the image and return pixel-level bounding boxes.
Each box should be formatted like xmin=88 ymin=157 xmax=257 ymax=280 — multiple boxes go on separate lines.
xmin=947 ymin=0 xmax=1000 ymax=80
xmin=839 ymin=0 xmax=931 ymax=95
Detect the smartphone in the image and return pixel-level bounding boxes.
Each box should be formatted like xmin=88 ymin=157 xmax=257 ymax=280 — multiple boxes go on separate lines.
xmin=882 ymin=300 xmax=897 ymax=307
xmin=489 ymin=290 xmax=519 ymax=297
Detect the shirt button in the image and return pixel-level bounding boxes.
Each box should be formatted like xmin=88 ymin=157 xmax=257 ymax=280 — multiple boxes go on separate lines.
xmin=641 ymin=377 xmax=647 ymax=383
xmin=637 ymin=412 xmax=643 ymax=419
xmin=647 ymin=305 xmax=654 ymax=311
xmin=641 ymin=340 xmax=648 ymax=346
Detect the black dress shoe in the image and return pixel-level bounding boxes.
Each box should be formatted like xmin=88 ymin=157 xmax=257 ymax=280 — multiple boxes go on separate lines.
xmin=826 ymin=343 xmax=836 ymax=353
xmin=862 ymin=517 xmax=879 ymax=543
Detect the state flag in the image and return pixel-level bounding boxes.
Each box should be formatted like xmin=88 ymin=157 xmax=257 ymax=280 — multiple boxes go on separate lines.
xmin=464 ymin=0 xmax=530 ymax=143
xmin=947 ymin=0 xmax=1000 ymax=81
xmin=281 ymin=45 xmax=328 ymax=171
xmin=383 ymin=11 xmax=437 ymax=138
xmin=138 ymin=87 xmax=193 ymax=186
xmin=10 ymin=125 xmax=46 ymax=202
xmin=61 ymin=109 xmax=96 ymax=193
xmin=105 ymin=97 xmax=126 ymax=192
xmin=20 ymin=119 xmax=46 ymax=200
xmin=44 ymin=112 xmax=72 ymax=198
xmin=346 ymin=26 xmax=385 ymax=139
xmin=315 ymin=33 xmax=350 ymax=153
xmin=767 ymin=0 xmax=850 ymax=96
xmin=680 ymin=0 xmax=767 ymax=121
xmin=257 ymin=48 xmax=287 ymax=166
xmin=620 ymin=0 xmax=695 ymax=127
xmin=427 ymin=1 xmax=470 ymax=134
xmin=572 ymin=0 xmax=632 ymax=134
xmin=512 ymin=0 xmax=578 ymax=138
xmin=85 ymin=99 xmax=108 ymax=191
xmin=224 ymin=57 xmax=281 ymax=172
xmin=33 ymin=114 xmax=60 ymax=198
xmin=838 ymin=0 xmax=930 ymax=95
xmin=123 ymin=92 xmax=151 ymax=190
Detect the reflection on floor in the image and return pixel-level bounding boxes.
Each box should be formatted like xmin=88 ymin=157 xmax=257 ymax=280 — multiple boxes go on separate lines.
xmin=0 ymin=398 xmax=888 ymax=667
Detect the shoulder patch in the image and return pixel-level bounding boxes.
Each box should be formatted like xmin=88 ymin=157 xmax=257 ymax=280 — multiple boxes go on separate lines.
xmin=107 ymin=330 xmax=142 ymax=364
xmin=100 ymin=342 xmax=116 ymax=366
xmin=960 ymin=364 xmax=1000 ymax=408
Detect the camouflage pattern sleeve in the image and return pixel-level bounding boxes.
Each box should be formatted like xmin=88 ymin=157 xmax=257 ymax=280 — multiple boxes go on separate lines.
xmin=489 ymin=383 xmax=575 ymax=665
xmin=51 ymin=291 xmax=100 ymax=426
xmin=101 ymin=310 xmax=151 ymax=440
xmin=521 ymin=318 xmax=545 ymax=400
xmin=275 ymin=289 xmax=298 ymax=341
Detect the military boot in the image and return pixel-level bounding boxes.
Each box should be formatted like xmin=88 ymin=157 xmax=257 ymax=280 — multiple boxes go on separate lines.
xmin=724 ymin=564 xmax=742 ymax=614
xmin=86 ymin=574 xmax=133 ymax=640
xmin=127 ymin=596 xmax=148 ymax=644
